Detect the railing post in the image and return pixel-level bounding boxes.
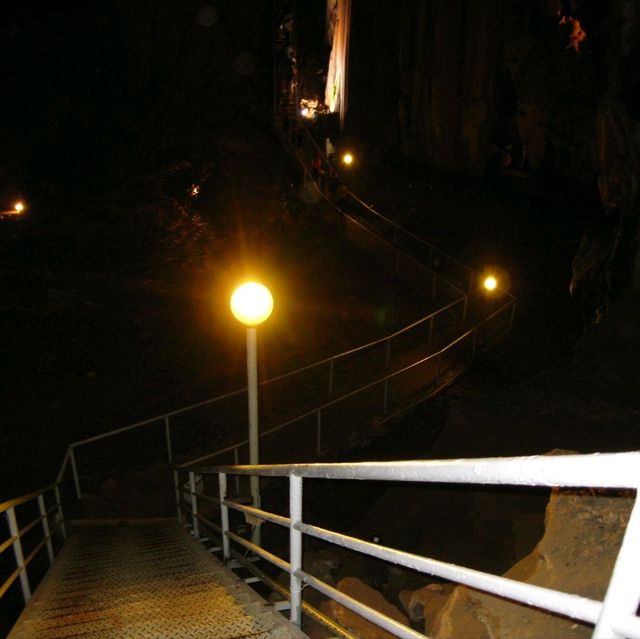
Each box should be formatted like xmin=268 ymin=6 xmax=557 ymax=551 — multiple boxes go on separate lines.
xmin=189 ymin=471 xmax=200 ymax=539
xmin=37 ymin=494 xmax=54 ymax=565
xmin=6 ymin=506 xmax=31 ymax=604
xmin=54 ymin=485 xmax=66 ymax=540
xmin=164 ymin=415 xmax=173 ymax=463
xmin=431 ymin=273 xmax=437 ymax=300
xmin=435 ymin=353 xmax=442 ymax=385
xmin=593 ymin=497 xmax=640 ymax=638
xmin=289 ymin=474 xmax=303 ymax=627
xmin=428 ymin=315 xmax=434 ymax=346
xmin=462 ymin=294 xmax=469 ymax=323
xmin=219 ymin=472 xmax=230 ymax=562
xmin=173 ymin=470 xmax=182 ymax=524
xmin=70 ymin=446 xmax=81 ymax=500
xmin=316 ymin=410 xmax=322 ymax=456
xmin=471 ymin=330 xmax=477 ymax=359
xmin=328 ymin=358 xmax=334 ymax=396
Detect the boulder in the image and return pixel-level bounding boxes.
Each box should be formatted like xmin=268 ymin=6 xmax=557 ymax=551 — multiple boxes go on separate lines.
xmin=399 ymin=582 xmax=455 ymax=631
xmin=321 ymin=576 xmax=410 ymax=639
xmin=431 ymin=489 xmax=634 ymax=639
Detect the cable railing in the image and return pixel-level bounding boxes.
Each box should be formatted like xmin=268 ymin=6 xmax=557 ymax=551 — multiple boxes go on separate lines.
xmin=178 ymin=451 xmax=640 ymax=639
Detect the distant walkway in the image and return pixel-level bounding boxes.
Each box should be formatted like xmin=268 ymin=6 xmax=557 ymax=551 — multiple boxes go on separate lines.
xmin=8 ymin=521 xmax=307 ymax=638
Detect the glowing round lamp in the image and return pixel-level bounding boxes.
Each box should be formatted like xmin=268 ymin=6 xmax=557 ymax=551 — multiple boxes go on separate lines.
xmin=483 ymin=275 xmax=498 ymax=292
xmin=14 ymin=201 xmax=24 ymax=213
xmin=230 ymin=282 xmax=273 ymax=327
xmin=342 ymin=152 xmax=354 ymax=166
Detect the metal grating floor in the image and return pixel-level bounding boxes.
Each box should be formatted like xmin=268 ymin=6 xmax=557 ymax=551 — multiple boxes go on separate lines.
xmin=8 ymin=521 xmax=308 ymax=639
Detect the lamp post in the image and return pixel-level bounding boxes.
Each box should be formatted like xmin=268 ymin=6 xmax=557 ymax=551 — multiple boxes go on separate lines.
xmin=230 ymin=282 xmax=273 ymax=545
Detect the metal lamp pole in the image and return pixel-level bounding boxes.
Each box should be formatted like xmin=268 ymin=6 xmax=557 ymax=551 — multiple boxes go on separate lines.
xmin=230 ymin=282 xmax=274 ymax=547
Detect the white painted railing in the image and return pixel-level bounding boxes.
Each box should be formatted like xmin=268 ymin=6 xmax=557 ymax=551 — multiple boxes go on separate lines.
xmin=53 ymin=292 xmax=514 ymax=505
xmin=0 ymin=482 xmax=67 ymax=607
xmin=180 ymin=452 xmax=640 ymax=639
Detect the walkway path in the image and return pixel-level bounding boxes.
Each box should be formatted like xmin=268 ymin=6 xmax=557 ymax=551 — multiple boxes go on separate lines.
xmin=8 ymin=521 xmax=307 ymax=639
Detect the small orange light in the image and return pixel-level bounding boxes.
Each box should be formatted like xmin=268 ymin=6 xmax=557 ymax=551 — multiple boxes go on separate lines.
xmin=483 ymin=276 xmax=497 ymax=291
xmin=14 ymin=201 xmax=24 ymax=213
xmin=342 ymin=153 xmax=353 ymax=166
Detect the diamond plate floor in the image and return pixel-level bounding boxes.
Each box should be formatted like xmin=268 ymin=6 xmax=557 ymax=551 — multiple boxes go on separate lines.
xmin=8 ymin=521 xmax=309 ymax=639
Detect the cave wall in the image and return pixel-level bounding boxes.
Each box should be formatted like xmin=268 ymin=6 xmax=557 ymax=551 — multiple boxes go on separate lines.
xmin=346 ymin=0 xmax=640 ymax=312
xmin=347 ymin=1 xmax=640 ymax=185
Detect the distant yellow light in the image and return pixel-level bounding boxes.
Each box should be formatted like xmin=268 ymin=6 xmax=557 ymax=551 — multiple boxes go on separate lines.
xmin=342 ymin=153 xmax=353 ymax=166
xmin=484 ymin=276 xmax=498 ymax=291
xmin=230 ymin=282 xmax=273 ymax=327
xmin=14 ymin=201 xmax=24 ymax=213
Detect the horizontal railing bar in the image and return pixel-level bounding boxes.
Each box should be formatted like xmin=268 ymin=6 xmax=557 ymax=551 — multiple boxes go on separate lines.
xmin=194 ymin=513 xmax=222 ymax=535
xmin=345 ymin=188 xmax=469 ymax=271
xmin=0 ymin=566 xmax=22 ymax=600
xmin=223 ymin=500 xmax=291 ymax=529
xmin=179 ymin=441 xmax=249 ymax=468
xmin=314 ymin=182 xmax=470 ymax=300
xmin=340 ymin=201 xmax=469 ymax=299
xmin=0 ymin=535 xmax=17 ymax=555
xmin=0 ymin=484 xmax=58 ymax=514
xmin=228 ymin=544 xmax=359 ymax=639
xmin=18 ymin=515 xmax=45 ymax=539
xmin=195 ymin=493 xmax=220 ymax=506
xmin=22 ymin=536 xmax=49 ymax=570
xmin=226 ymin=530 xmax=290 ymax=573
xmin=183 ymin=304 xmax=515 ymax=468
xmin=66 ymin=276 xmax=488 ymax=457
xmin=206 ymin=452 xmax=640 ymax=488
xmin=299 ymin=570 xmax=425 ymax=639
xmin=250 ymin=320 xmax=481 ymax=445
xmin=299 ymin=522 xmax=602 ymax=625
xmin=189 ymin=318 xmax=507 ymax=467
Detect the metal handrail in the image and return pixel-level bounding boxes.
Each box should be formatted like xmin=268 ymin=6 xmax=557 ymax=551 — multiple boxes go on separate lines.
xmin=58 ymin=287 xmax=514 ymax=500
xmin=0 ymin=482 xmax=66 ymax=607
xmin=60 ymin=287 xmax=463 ymax=459
xmin=180 ymin=297 xmax=514 ymax=468
xmin=55 ymin=61 xmax=515 ymax=502
xmin=182 ymin=451 xmax=640 ymax=639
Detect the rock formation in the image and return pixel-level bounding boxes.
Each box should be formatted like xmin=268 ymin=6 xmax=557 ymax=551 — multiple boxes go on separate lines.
xmin=430 ymin=488 xmax=634 ymax=639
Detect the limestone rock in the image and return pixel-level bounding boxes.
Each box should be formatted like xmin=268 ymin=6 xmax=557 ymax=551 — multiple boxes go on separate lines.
xmin=321 ymin=576 xmax=410 ymax=639
xmin=399 ymin=582 xmax=455 ymax=631
xmin=431 ymin=489 xmax=634 ymax=639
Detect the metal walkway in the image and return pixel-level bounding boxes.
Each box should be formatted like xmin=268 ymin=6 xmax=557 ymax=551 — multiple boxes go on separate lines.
xmin=7 ymin=521 xmax=307 ymax=639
